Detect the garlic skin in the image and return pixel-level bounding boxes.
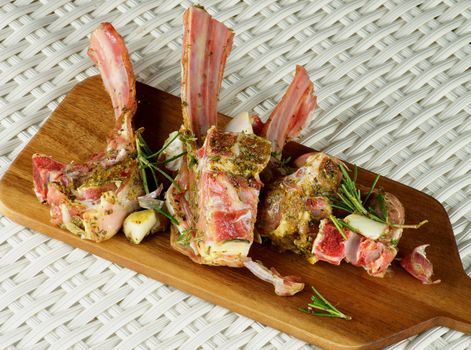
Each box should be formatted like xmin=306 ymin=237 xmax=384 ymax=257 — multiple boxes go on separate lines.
xmin=400 ymin=244 xmax=441 ymax=284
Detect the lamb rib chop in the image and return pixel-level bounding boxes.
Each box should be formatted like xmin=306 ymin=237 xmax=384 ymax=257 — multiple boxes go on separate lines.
xmin=169 ymin=126 xmax=272 ymax=267
xmin=167 ymin=6 xmax=267 ymax=266
xmin=254 ymin=69 xmax=410 ymax=278
xmin=252 ymin=66 xmax=342 ymax=261
xmin=166 ymin=6 xmax=304 ymax=296
xmin=260 ymin=150 xmax=408 ymax=277
xmin=32 ymin=23 xmax=143 ymax=242
xmin=257 ymin=152 xmax=341 ymax=260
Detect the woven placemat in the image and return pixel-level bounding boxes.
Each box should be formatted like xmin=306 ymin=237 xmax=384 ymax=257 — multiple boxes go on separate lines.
xmin=1 ymin=0 xmax=470 ymax=349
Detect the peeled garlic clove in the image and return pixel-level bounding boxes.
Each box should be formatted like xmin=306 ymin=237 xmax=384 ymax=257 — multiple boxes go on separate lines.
xmin=224 ymin=111 xmax=253 ymax=134
xmin=123 ymin=209 xmax=168 ymax=244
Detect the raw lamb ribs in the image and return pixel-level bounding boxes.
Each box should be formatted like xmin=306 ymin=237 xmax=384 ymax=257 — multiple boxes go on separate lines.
xmin=32 ymin=23 xmax=143 ymax=242
xmin=166 ymin=6 xmax=306 ymax=296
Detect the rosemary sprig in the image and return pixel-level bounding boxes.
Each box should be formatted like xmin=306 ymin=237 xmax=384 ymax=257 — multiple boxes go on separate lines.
xmin=158 ymin=151 xmax=187 ymax=165
xmin=136 ymin=129 xmax=183 ymax=192
xmin=146 ymin=130 xmax=181 ymax=159
xmin=136 ymin=130 xmax=154 ymax=194
xmin=154 ymin=164 xmax=181 ymax=191
xmin=328 ymin=215 xmax=349 ymax=240
xmin=332 ymin=163 xmax=428 ymax=229
xmin=299 ymin=287 xmax=351 ymax=320
xmin=140 ymin=197 xmax=179 ymax=226
xmin=336 ymin=164 xmax=369 ymax=216
xmin=363 ymin=172 xmax=380 ymax=206
xmin=392 ymin=220 xmax=428 ymax=229
xmin=280 ymin=155 xmax=292 ymax=168
xmin=135 ymin=128 xmax=185 ymax=225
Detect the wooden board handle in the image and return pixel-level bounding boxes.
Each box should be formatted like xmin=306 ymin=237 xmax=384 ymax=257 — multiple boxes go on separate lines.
xmin=441 ymin=275 xmax=471 ymax=334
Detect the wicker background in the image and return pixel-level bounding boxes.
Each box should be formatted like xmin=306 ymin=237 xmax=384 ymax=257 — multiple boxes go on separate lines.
xmin=1 ymin=0 xmax=470 ymax=349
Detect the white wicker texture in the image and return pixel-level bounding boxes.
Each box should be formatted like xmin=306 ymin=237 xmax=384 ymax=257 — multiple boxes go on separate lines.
xmin=0 ymin=0 xmax=470 ymax=349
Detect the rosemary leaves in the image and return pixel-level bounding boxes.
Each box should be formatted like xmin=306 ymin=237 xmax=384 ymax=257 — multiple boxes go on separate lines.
xmin=135 ymin=128 xmax=185 ymax=225
xmin=331 ymin=163 xmax=428 ymax=230
xmin=300 ymin=286 xmax=351 ymax=320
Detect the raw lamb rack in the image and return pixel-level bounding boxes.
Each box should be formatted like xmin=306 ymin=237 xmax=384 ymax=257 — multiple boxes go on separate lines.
xmin=32 ymin=23 xmax=143 ymax=242
xmin=165 ymin=6 xmax=306 ymax=296
xmin=252 ymin=66 xmax=342 ymax=263
xmin=254 ymin=69 xmax=415 ymax=278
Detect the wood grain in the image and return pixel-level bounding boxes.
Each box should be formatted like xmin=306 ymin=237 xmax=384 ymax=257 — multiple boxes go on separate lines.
xmin=0 ymin=76 xmax=470 ymax=350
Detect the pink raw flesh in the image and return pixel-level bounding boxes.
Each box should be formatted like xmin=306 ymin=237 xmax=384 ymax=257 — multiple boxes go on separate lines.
xmin=32 ymin=155 xmax=65 ymax=202
xmin=195 ymin=128 xmax=271 ymax=251
xmin=212 ymin=210 xmax=251 ymax=241
xmin=344 ymin=231 xmax=362 ymax=264
xmin=46 ymin=184 xmax=85 ymax=226
xmin=312 ymin=221 xmax=397 ymax=277
xmin=354 ymin=239 xmax=397 ymax=278
xmin=312 ymin=220 xmax=348 ymax=265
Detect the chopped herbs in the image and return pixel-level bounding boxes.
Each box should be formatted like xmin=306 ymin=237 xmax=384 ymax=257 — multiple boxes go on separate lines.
xmin=136 ymin=129 xmax=157 ymax=193
xmin=177 ymin=229 xmax=192 ymax=246
xmin=271 ymin=151 xmax=293 ymax=173
xmin=300 ymin=286 xmax=351 ymax=320
xmin=180 ymin=131 xmax=198 ymax=168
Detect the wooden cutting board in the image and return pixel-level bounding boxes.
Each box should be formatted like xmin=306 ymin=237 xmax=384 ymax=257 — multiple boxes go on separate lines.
xmin=0 ymin=76 xmax=470 ymax=350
